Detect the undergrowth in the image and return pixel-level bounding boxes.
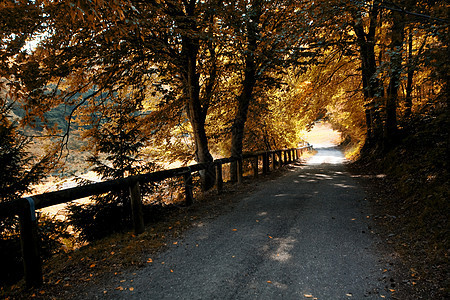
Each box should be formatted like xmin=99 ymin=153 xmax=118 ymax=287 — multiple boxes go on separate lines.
xmin=354 ymin=107 xmax=449 ymax=298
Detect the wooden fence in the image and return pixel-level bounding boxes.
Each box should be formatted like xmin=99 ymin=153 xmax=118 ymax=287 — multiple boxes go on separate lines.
xmin=0 ymin=146 xmax=312 ymax=287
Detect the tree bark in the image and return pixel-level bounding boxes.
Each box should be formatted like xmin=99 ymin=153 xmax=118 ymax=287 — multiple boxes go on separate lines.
xmin=353 ymin=3 xmax=383 ymax=151
xmin=404 ymin=29 xmax=414 ymax=119
xmin=181 ymin=1 xmax=215 ymax=190
xmin=230 ymin=1 xmax=261 ymax=182
xmin=385 ymin=11 xmax=405 ymax=150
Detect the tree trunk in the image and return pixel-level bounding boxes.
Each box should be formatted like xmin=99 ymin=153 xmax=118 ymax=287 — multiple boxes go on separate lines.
xmin=385 ymin=11 xmax=405 ymax=150
xmin=405 ymin=29 xmax=414 ymax=120
xmin=230 ymin=1 xmax=261 ymax=182
xmin=353 ymin=3 xmax=383 ymax=151
xmin=181 ymin=1 xmax=215 ymax=190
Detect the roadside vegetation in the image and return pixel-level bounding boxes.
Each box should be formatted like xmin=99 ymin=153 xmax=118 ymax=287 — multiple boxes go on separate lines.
xmin=349 ymin=105 xmax=449 ymax=299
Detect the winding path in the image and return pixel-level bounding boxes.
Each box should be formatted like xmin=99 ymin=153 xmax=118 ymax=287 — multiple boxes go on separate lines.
xmin=78 ymin=147 xmax=392 ymax=299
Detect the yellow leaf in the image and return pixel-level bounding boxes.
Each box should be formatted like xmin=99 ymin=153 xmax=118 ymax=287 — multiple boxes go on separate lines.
xmin=115 ymin=286 xmax=124 ymax=291
xmin=129 ymin=287 xmax=134 ymax=291
xmin=173 ymin=242 xmax=178 ymax=245
xmin=170 ymin=269 xmax=174 ymax=273
xmin=268 ymin=236 xmax=273 ymax=239
xmin=110 ymin=251 xmax=115 ymax=255
xmin=232 ymin=229 xmax=237 ymax=231
xmin=267 ymin=281 xmax=272 ymax=283
xmin=147 ymin=258 xmax=153 ymax=263
xmin=90 ymin=264 xmax=96 ymax=268
xmin=304 ymin=294 xmax=313 ymax=298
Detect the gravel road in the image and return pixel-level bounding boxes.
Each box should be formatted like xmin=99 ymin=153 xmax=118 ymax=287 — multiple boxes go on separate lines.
xmin=78 ymin=147 xmax=392 ymax=299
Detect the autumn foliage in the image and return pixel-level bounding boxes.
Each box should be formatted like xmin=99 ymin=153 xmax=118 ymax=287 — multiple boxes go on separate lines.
xmin=0 ymin=0 xmax=448 ymax=292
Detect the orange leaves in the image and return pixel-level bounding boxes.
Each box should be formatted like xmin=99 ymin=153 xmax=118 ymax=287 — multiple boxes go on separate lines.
xmin=147 ymin=258 xmax=153 ymax=263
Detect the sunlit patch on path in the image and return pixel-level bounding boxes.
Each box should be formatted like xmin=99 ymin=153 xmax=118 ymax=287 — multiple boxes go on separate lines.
xmin=307 ymin=147 xmax=347 ymax=165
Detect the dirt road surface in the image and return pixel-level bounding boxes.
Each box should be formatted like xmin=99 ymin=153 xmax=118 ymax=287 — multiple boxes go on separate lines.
xmin=75 ymin=147 xmax=393 ymax=299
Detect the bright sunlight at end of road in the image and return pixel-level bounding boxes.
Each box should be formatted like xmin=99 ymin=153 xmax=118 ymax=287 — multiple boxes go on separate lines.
xmin=301 ymin=122 xmax=346 ymax=165
xmin=300 ymin=122 xmax=342 ymax=148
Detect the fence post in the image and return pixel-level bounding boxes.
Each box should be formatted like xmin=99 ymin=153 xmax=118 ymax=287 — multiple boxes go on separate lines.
xmin=252 ymin=156 xmax=259 ymax=178
xmin=129 ymin=180 xmax=145 ymax=235
xmin=216 ymin=162 xmax=223 ymax=194
xmin=19 ymin=197 xmax=42 ymax=288
xmin=272 ymin=152 xmax=276 ymax=169
xmin=183 ymin=171 xmax=194 ymax=206
xmin=262 ymin=152 xmax=268 ymax=174
xmin=237 ymin=157 xmax=243 ymax=184
xmin=278 ymin=151 xmax=282 ymax=168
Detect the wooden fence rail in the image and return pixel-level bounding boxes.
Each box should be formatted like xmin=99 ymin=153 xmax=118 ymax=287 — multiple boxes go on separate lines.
xmin=0 ymin=146 xmax=312 ymax=287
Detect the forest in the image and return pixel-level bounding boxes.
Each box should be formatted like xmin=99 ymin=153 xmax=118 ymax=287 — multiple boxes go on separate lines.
xmin=0 ymin=0 xmax=448 ymax=297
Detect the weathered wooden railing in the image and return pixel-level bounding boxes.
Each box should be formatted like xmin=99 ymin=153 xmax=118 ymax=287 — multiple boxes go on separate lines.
xmin=0 ymin=146 xmax=312 ymax=287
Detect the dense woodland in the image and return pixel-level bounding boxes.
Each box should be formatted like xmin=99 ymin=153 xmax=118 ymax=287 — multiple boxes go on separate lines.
xmin=0 ymin=0 xmax=448 ymax=296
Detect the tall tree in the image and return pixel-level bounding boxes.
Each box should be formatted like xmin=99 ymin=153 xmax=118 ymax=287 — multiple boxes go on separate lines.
xmin=223 ymin=0 xmax=317 ymax=180
xmin=384 ymin=8 xmax=405 ymax=149
xmin=351 ymin=1 xmax=383 ymax=150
